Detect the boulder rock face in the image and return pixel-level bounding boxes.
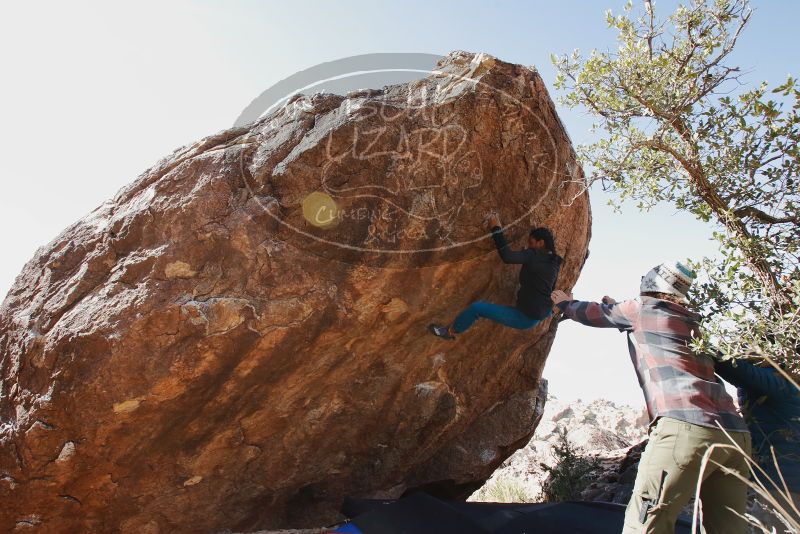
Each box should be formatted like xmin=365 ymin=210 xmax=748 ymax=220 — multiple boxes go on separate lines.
xmin=0 ymin=51 xmax=590 ymax=532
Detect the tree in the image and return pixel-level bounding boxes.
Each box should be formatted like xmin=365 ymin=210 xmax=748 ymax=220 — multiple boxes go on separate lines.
xmin=540 ymin=427 xmax=600 ymax=502
xmin=552 ymin=0 xmax=800 ymax=368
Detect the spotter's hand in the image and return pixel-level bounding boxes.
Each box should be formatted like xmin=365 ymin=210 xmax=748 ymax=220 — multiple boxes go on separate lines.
xmin=551 ymin=290 xmax=573 ymax=306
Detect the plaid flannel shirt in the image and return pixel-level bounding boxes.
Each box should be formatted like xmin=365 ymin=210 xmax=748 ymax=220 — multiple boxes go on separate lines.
xmin=557 ymin=296 xmax=748 ymax=432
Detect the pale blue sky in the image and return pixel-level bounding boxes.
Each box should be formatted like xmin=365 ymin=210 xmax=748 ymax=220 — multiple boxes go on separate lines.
xmin=1 ymin=1 xmax=797 ymax=404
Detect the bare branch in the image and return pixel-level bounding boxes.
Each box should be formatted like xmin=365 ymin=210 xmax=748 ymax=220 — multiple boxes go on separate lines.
xmin=733 ymin=206 xmax=798 ymax=225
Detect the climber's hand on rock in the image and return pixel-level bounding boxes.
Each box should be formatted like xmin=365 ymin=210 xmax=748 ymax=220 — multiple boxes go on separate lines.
xmin=602 ymin=296 xmax=617 ymax=305
xmin=487 ymin=213 xmax=501 ymax=229
xmin=551 ymin=290 xmax=573 ymax=306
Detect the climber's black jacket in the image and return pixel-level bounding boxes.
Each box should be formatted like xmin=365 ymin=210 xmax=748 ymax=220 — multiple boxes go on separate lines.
xmin=490 ymin=225 xmax=562 ymax=320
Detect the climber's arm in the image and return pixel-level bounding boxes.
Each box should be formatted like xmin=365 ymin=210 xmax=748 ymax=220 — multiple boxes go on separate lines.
xmin=491 ymin=226 xmax=535 ymax=264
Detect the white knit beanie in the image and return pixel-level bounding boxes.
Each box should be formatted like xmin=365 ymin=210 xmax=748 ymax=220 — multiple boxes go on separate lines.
xmin=640 ymin=261 xmax=697 ymax=302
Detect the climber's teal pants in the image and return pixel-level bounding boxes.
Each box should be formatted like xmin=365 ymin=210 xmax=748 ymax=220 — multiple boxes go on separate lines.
xmin=452 ymin=300 xmax=547 ymax=333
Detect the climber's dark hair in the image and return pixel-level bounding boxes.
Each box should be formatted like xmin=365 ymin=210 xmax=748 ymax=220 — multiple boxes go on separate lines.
xmin=530 ymin=227 xmax=556 ymax=255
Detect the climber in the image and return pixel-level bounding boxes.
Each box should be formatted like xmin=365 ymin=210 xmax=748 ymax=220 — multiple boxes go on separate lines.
xmin=428 ymin=213 xmax=562 ymax=340
xmin=714 ymin=353 xmax=800 ymax=532
xmin=551 ymin=262 xmax=752 ymax=534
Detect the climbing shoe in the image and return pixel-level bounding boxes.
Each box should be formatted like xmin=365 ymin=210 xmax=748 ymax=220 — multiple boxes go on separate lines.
xmin=428 ymin=323 xmax=455 ymax=340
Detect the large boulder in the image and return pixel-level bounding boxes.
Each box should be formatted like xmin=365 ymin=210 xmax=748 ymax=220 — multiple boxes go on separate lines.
xmin=0 ymin=51 xmax=591 ymax=532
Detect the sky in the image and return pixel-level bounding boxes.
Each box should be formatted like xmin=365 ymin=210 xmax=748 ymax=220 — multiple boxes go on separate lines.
xmin=1 ymin=0 xmax=798 ymax=406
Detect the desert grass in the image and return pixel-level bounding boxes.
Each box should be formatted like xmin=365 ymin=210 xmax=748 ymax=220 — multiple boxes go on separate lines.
xmin=476 ymin=476 xmax=534 ymax=503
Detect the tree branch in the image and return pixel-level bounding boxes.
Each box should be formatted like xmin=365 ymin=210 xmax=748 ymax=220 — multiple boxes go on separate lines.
xmin=733 ymin=206 xmax=798 ymax=225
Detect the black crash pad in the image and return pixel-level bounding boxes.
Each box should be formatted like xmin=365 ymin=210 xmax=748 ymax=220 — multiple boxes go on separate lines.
xmin=348 ymin=491 xmax=490 ymax=534
xmin=341 ymin=493 xmax=693 ymax=534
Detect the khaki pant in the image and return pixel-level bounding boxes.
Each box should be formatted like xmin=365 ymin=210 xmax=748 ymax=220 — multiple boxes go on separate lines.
xmin=622 ymin=417 xmax=752 ymax=534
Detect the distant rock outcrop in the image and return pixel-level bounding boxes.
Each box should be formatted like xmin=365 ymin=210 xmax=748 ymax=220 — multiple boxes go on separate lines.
xmin=0 ymin=51 xmax=590 ymax=532
xmin=470 ymin=395 xmax=648 ymax=503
